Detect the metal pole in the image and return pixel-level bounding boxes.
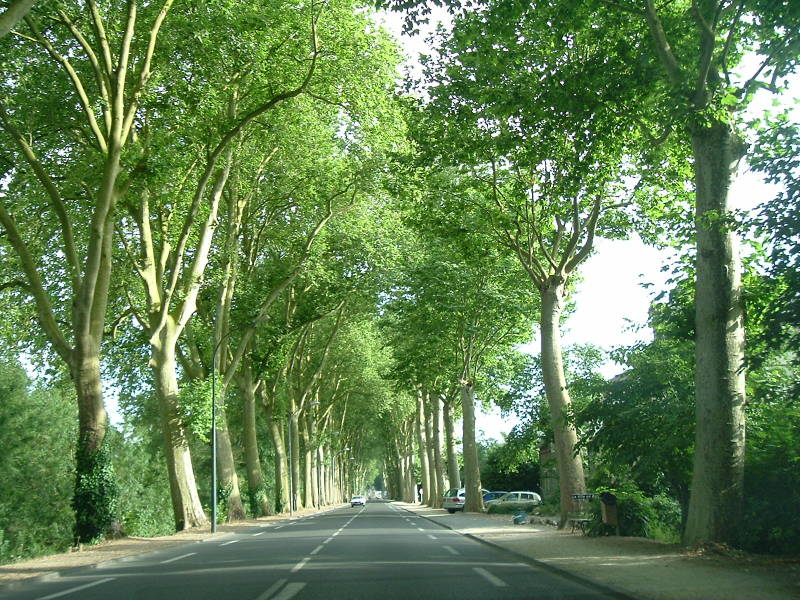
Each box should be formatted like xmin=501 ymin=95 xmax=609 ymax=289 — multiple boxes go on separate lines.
xmin=211 ymin=351 xmax=217 ymax=533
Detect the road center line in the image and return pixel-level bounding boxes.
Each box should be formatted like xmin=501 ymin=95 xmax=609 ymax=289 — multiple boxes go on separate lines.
xmin=160 ymin=552 xmax=196 ymax=564
xmin=291 ymin=557 xmax=310 ymax=572
xmin=443 ymin=545 xmax=459 ymax=555
xmin=474 ymin=567 xmax=508 ymax=587
xmin=220 ymin=540 xmax=239 ymax=546
xmin=36 ymin=578 xmax=115 ymax=600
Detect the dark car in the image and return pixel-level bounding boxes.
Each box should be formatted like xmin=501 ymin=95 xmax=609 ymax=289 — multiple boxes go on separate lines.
xmin=482 ymin=491 xmax=508 ymax=502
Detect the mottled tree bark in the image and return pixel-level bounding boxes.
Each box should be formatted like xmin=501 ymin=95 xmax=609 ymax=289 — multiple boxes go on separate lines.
xmin=431 ymin=395 xmax=446 ymax=508
xmin=540 ymin=279 xmax=586 ymax=528
xmin=415 ymin=392 xmax=431 ymax=504
xmin=443 ymin=400 xmax=461 ymax=490
xmin=684 ymin=121 xmax=746 ymax=546
xmin=461 ymin=382 xmax=483 ymax=513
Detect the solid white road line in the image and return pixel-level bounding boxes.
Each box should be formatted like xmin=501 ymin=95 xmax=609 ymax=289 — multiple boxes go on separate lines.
xmin=291 ymin=557 xmax=310 ymax=572
xmin=220 ymin=540 xmax=239 ymax=546
xmin=254 ymin=578 xmax=287 ymax=600
xmin=474 ymin=567 xmax=508 ymax=587
xmin=443 ymin=545 xmax=459 ymax=555
xmin=36 ymin=578 xmax=115 ymax=600
xmin=273 ymin=582 xmax=306 ymax=600
xmin=160 ymin=552 xmax=196 ymax=564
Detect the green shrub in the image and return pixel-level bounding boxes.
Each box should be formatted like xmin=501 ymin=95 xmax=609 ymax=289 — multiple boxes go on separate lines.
xmin=108 ymin=427 xmax=175 ymax=537
xmin=584 ymin=488 xmax=680 ymax=540
xmin=740 ymin=394 xmax=800 ymax=554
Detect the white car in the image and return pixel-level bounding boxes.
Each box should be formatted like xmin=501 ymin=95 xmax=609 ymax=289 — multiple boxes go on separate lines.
xmin=442 ymin=488 xmax=490 ymax=513
xmin=350 ymin=495 xmax=366 ymax=507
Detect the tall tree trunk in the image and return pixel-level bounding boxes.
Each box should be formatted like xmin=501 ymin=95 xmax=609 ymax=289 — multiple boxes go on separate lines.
xmin=684 ymin=121 xmax=746 ymax=546
xmin=70 ymin=346 xmax=113 ymax=543
xmin=540 ymin=278 xmax=586 ymax=528
xmin=289 ymin=403 xmax=302 ymax=510
xmin=423 ymin=396 xmax=438 ymax=505
xmin=443 ymin=400 xmax=461 ymax=489
xmin=303 ymin=415 xmax=315 ymax=508
xmin=238 ymin=366 xmax=271 ymax=516
xmin=151 ymin=328 xmax=207 ymax=530
xmin=461 ymin=381 xmax=483 ymax=513
xmin=317 ymin=446 xmax=326 ymax=506
xmin=263 ymin=393 xmax=289 ymax=513
xmin=431 ymin=395 xmax=446 ymax=508
xmin=395 ymin=445 xmax=408 ymax=502
xmin=415 ymin=393 xmax=431 ymax=504
xmin=403 ymin=451 xmax=415 ymax=502
xmin=216 ymin=418 xmax=246 ymax=521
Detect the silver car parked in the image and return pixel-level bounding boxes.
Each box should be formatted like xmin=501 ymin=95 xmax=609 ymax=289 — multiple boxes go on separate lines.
xmin=484 ymin=491 xmax=542 ymax=510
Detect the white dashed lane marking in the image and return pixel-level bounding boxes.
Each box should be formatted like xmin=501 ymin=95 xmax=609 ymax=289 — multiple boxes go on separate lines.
xmin=160 ymin=552 xmax=196 ymax=564
xmin=474 ymin=567 xmax=508 ymax=587
xmin=36 ymin=578 xmax=115 ymax=600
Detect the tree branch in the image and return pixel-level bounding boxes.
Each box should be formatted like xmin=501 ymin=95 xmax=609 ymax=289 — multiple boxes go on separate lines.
xmin=0 ymin=102 xmax=82 ymax=292
xmin=23 ymin=15 xmax=108 ymax=153
xmin=643 ymin=0 xmax=684 ymax=86
xmin=0 ymin=202 xmax=72 ymax=361
xmin=0 ymin=0 xmax=36 ymax=38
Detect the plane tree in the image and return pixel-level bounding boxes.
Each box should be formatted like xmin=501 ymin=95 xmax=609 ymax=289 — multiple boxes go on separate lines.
xmin=407 ymin=2 xmax=658 ymax=525
xmin=383 ymin=195 xmax=536 ymax=511
xmin=0 ymin=0 xmax=175 ymax=542
xmin=574 ymin=0 xmax=800 ymax=545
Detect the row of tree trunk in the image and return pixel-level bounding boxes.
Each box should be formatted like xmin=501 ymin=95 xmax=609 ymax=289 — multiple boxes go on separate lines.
xmin=385 ymin=392 xmax=461 ymax=506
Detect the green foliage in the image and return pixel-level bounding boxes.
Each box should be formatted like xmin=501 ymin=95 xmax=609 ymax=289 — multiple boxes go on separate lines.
xmin=0 ymin=364 xmax=76 ymax=563
xmin=108 ymin=427 xmax=175 ymax=537
xmin=741 ymin=355 xmax=800 ymax=554
xmin=177 ymin=377 xmax=221 ymax=443
xmin=480 ymin=440 xmax=540 ymax=493
xmin=72 ymin=434 xmax=119 ymax=545
xmin=748 ymin=115 xmax=800 ymax=351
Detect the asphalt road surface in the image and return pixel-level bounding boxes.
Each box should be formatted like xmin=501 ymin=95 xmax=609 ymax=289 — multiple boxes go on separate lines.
xmin=0 ymin=501 xmax=618 ymax=600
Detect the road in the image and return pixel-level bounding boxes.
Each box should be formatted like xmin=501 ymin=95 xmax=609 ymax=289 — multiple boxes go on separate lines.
xmin=0 ymin=501 xmax=617 ymax=600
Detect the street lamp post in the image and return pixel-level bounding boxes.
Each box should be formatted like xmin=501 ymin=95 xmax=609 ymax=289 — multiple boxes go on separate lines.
xmin=211 ymin=347 xmax=218 ymax=534
xmin=288 ymin=413 xmax=294 ymax=516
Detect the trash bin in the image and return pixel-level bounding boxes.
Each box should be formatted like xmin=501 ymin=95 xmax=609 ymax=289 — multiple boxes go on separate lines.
xmin=599 ymin=492 xmax=618 ymax=528
xmin=512 ymin=510 xmax=527 ymax=525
